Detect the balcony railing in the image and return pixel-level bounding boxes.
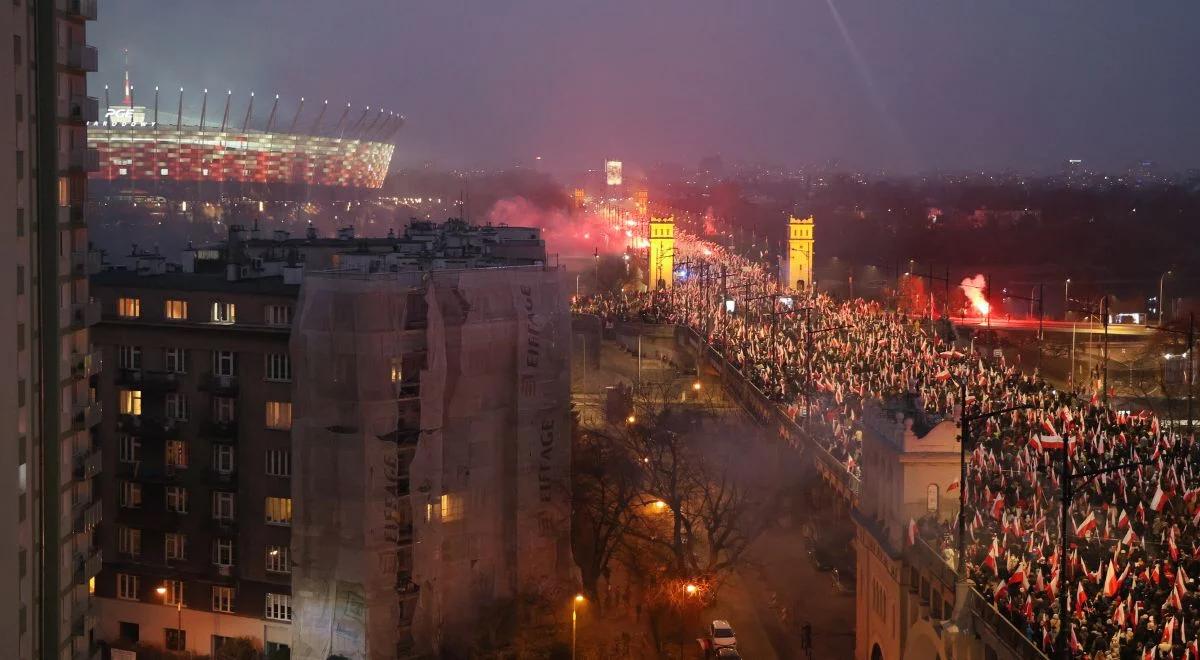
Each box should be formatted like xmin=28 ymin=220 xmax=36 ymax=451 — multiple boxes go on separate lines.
xmin=66 ymin=43 xmax=98 ymax=72
xmin=72 ymin=448 xmax=101 ymax=480
xmin=69 ymin=299 xmax=101 ymax=330
xmin=71 ymin=499 xmax=102 ymax=534
xmin=200 ymin=373 xmax=239 ymax=394
xmin=62 ymin=147 xmax=100 ymax=172
xmin=63 ymin=0 xmax=98 ymax=20
xmin=73 ymin=549 xmax=102 ymax=585
xmin=72 ymin=402 xmax=102 ymax=431
xmin=61 ymin=95 xmax=98 ymax=123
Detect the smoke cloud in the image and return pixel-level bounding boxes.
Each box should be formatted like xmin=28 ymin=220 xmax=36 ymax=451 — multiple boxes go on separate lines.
xmin=960 ymin=274 xmax=991 ymax=316
xmin=485 ymin=196 xmax=643 ymax=257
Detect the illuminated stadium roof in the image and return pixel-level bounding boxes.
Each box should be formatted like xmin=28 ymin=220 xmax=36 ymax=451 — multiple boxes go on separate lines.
xmin=88 ymin=72 xmax=400 ymax=190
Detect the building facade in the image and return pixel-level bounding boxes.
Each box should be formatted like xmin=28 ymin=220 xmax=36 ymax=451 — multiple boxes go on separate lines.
xmin=90 ymin=261 xmax=298 ymax=656
xmin=0 ymin=1 xmax=102 ymax=658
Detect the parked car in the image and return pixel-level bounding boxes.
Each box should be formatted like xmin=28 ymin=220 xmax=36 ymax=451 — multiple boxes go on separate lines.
xmin=715 ymin=647 xmax=742 ymax=659
xmin=710 ymin=620 xmax=737 ymax=649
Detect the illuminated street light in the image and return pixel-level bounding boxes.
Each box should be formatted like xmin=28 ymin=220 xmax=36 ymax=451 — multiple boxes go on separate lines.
xmin=684 ymin=583 xmax=698 ymax=595
xmin=626 ymin=415 xmax=636 ymax=424
xmin=652 ymin=500 xmax=667 ymax=512
xmin=692 ymin=381 xmax=702 ymax=392
xmin=572 ymin=594 xmax=585 ymax=660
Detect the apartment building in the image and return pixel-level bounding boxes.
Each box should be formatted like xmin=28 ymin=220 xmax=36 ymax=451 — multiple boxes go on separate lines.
xmin=0 ymin=1 xmax=102 ymax=658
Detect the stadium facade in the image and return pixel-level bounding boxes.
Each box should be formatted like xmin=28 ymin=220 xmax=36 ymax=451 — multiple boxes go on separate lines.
xmin=88 ymin=73 xmax=399 ymax=197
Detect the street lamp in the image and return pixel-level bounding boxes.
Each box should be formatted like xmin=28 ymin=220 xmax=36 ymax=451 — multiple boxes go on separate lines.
xmin=157 ymin=584 xmax=183 ymax=651
xmin=571 ymin=594 xmax=585 ymax=660
xmin=1064 ymin=278 xmax=1071 ymax=317
xmin=685 ymin=583 xmax=698 ymax=595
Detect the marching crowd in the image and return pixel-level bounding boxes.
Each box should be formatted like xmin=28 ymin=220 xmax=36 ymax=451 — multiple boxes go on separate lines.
xmin=574 ymin=250 xmax=1198 ymax=659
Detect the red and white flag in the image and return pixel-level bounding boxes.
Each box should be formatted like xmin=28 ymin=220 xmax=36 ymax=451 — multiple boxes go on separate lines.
xmin=1151 ymin=485 xmax=1169 ymax=512
xmin=1075 ymin=511 xmax=1098 ymax=537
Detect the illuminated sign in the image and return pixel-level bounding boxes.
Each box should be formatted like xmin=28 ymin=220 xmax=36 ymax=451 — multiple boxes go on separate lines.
xmin=605 ymin=160 xmax=622 ymax=186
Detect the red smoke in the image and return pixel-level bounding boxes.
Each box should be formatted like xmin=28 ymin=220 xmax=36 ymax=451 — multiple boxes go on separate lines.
xmin=486 ymin=196 xmax=642 ymax=256
xmin=960 ymin=274 xmax=990 ymax=316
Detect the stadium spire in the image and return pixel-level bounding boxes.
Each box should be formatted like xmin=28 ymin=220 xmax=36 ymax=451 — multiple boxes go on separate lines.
xmin=122 ymin=48 xmax=132 ymax=106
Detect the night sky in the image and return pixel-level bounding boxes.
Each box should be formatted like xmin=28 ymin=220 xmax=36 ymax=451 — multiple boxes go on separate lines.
xmin=92 ymin=1 xmax=1200 ymax=174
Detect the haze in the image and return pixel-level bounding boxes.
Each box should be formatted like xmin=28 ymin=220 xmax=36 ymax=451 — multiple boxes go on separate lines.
xmin=92 ymin=0 xmax=1200 ymax=174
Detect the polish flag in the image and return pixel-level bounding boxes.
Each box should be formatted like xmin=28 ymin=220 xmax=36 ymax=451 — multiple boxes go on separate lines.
xmin=1041 ymin=419 xmax=1058 ymax=436
xmin=935 ymin=369 xmax=952 ymax=382
xmin=947 ymin=479 xmax=959 ymax=492
xmin=982 ymin=543 xmax=999 ymax=575
xmin=1151 ymin=485 xmax=1169 ymax=512
xmin=1075 ymin=511 xmax=1098 ymax=537
xmin=1122 ymin=527 xmax=1138 ymax=545
xmin=993 ymin=581 xmax=1008 ymax=601
xmin=991 ymin=494 xmax=1005 ymax=520
xmin=1008 ymin=564 xmax=1027 ymax=587
xmin=1117 ymin=509 xmax=1130 ymax=528
xmin=1114 ymin=602 xmax=1126 ymax=627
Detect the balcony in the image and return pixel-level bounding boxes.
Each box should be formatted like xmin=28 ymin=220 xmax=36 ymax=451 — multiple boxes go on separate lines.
xmin=143 ymin=370 xmax=181 ymax=391
xmin=200 ymin=373 xmax=239 ymax=394
xmin=61 ymin=95 xmax=99 ymax=123
xmin=62 ymin=147 xmax=100 ymax=172
xmin=63 ymin=0 xmax=98 ymax=20
xmin=117 ymin=415 xmax=178 ymax=438
xmin=72 ymin=448 xmax=101 ymax=480
xmin=71 ymin=499 xmax=102 ymax=534
xmin=72 ymin=549 xmax=102 ymax=585
xmin=69 ymin=299 xmax=101 ymax=330
xmin=72 ymin=402 xmax=102 ymax=432
xmin=202 ymin=419 xmax=238 ymax=441
xmin=58 ymin=205 xmax=85 ymax=228
xmin=65 ymin=43 xmax=98 ymax=72
xmin=71 ymin=350 xmax=102 ymax=379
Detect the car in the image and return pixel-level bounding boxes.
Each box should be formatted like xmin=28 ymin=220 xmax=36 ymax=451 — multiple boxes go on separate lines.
xmin=710 ymin=620 xmax=737 ymax=649
xmin=715 ymin=648 xmax=742 ymax=659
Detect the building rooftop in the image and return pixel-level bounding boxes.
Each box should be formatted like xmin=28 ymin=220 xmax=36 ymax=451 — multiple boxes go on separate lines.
xmin=91 ymin=268 xmax=300 ymax=296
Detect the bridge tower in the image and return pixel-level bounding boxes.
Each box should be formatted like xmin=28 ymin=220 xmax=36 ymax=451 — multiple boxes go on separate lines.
xmin=648 ymin=215 xmax=675 ymax=290
xmin=786 ymin=214 xmax=814 ymax=291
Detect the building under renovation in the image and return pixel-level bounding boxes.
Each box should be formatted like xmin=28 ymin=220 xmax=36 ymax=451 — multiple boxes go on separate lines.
xmin=288 ymin=233 xmax=575 ymax=658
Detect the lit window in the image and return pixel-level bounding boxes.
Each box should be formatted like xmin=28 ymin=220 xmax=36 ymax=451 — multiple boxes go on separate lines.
xmin=166 ymin=486 xmax=188 ymax=513
xmin=165 ymin=533 xmax=186 ymax=561
xmin=265 ymin=449 xmax=291 ymax=477
xmin=118 ymin=167 xmax=128 ymax=176
xmin=265 ymin=545 xmax=289 ymax=574
xmin=162 ymin=579 xmax=184 ymax=607
xmin=117 ymin=573 xmax=139 ymax=600
xmin=265 ymin=497 xmax=292 ymax=526
xmin=118 ymin=526 xmax=141 ymax=557
xmin=265 ymin=401 xmax=292 ymax=430
xmin=265 ymin=593 xmax=292 ymax=622
xmin=212 ymin=491 xmax=236 ymax=521
xmin=120 ymin=481 xmax=142 ymax=508
xmin=201 ymin=168 xmax=209 ymax=176
xmin=119 ymin=389 xmax=142 ymax=415
xmin=159 ymin=168 xmax=169 ymax=176
xmin=212 ymin=538 xmax=234 ymax=566
xmin=117 ymin=297 xmax=141 ymax=318
xmin=164 ymin=299 xmax=188 ymax=320
xmin=211 ymin=302 xmax=236 ymax=324
xmin=166 ymin=394 xmax=189 ymax=422
xmin=265 ymin=353 xmax=291 ymax=382
xmin=212 ymin=586 xmax=234 ymax=613
xmin=440 ymin=493 xmax=464 ymax=523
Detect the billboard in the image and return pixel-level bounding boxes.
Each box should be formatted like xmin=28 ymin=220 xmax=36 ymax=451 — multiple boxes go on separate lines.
xmin=605 ymin=160 xmax=622 ymax=186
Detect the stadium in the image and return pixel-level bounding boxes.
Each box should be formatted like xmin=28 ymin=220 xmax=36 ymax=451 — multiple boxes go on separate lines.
xmin=88 ymin=69 xmax=400 ymax=200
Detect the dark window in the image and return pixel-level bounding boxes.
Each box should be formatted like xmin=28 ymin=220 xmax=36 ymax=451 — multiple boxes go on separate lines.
xmin=165 ymin=628 xmax=185 ymax=651
xmin=119 ymin=621 xmax=140 ymax=642
xmin=13 ymin=35 xmax=21 ymax=66
xmin=14 ymin=93 xmax=22 ymax=122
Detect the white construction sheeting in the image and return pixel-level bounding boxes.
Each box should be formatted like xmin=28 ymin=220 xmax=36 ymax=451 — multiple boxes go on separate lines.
xmin=291 ymin=266 xmax=573 ymax=659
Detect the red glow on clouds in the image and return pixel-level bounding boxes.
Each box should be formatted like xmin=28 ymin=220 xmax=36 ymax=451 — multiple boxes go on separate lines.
xmin=960 ymin=274 xmax=990 ymax=316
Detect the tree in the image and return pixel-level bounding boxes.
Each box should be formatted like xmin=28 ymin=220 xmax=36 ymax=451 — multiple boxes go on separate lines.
xmin=214 ymin=637 xmax=260 ymax=660
xmin=572 ymin=427 xmax=642 ymax=607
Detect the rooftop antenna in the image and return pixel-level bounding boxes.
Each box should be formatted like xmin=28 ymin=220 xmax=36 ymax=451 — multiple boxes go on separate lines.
xmin=288 ymin=97 xmax=305 ymax=134
xmin=103 ymin=85 xmax=111 ymax=126
xmin=265 ymin=93 xmax=280 ymax=133
xmin=242 ymin=91 xmax=254 ymax=131
xmin=176 ymin=87 xmax=183 ymax=131
xmin=153 ymin=85 xmax=159 ymax=127
xmin=122 ymin=48 xmax=132 ymax=105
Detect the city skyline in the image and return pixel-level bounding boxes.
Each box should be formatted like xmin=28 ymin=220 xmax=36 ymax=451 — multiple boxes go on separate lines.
xmin=92 ymin=1 xmax=1200 ymax=175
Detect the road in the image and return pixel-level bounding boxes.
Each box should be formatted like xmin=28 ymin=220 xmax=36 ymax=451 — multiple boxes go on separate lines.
xmin=951 ymin=315 xmax=1154 ymax=336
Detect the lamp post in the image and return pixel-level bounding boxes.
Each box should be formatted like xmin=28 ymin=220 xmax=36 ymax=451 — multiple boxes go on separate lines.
xmin=1064 ymin=278 xmax=1071 ymax=318
xmin=571 ymin=594 xmax=584 ymax=660
xmin=156 ymin=584 xmax=183 ymax=651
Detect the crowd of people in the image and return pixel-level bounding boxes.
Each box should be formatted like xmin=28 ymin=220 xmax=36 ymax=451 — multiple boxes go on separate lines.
xmin=573 ymin=239 xmax=1198 ymax=659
